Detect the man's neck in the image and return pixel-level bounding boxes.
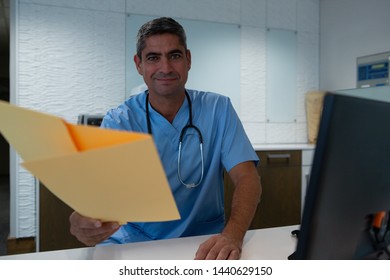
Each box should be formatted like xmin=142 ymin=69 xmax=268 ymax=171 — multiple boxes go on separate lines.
xmin=148 ymin=91 xmax=186 ymax=123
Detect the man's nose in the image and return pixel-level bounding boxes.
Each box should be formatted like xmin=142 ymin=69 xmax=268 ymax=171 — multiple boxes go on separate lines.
xmin=159 ymin=57 xmax=174 ymax=72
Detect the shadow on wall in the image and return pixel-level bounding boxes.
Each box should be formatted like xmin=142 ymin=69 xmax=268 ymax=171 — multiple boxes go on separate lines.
xmin=0 ymin=77 xmax=10 ymax=256
xmin=0 ymin=78 xmax=9 ymax=176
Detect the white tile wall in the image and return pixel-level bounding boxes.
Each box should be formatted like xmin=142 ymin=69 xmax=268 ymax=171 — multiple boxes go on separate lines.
xmin=125 ymin=0 xmax=241 ymax=24
xmin=240 ymin=0 xmax=266 ymax=27
xmin=266 ymin=122 xmax=297 ymax=143
xmin=297 ymin=0 xmax=319 ymax=34
xmin=12 ymin=0 xmax=319 ymax=237
xmin=240 ymin=0 xmax=319 ymax=144
xmin=20 ymin=0 xmax=126 ymax=12
xmin=267 ymin=0 xmax=297 ymax=30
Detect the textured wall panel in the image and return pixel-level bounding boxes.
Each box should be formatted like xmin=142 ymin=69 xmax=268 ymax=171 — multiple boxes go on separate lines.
xmin=18 ymin=4 xmax=125 ymax=119
xmin=295 ymin=122 xmax=308 ymax=143
xmin=16 ymin=3 xmax=125 ymax=237
xmin=243 ymin=122 xmax=266 ymax=144
xmin=266 ymin=123 xmax=296 ymax=143
xmin=15 ymin=166 xmax=36 ymax=237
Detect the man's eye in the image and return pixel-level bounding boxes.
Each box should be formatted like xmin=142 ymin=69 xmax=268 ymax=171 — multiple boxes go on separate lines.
xmin=146 ymin=56 xmax=159 ymax=63
xmin=170 ymin=53 xmax=182 ymax=60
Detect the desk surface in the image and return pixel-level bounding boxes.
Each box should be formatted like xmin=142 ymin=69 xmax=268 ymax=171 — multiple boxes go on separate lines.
xmin=1 ymin=225 xmax=298 ymax=260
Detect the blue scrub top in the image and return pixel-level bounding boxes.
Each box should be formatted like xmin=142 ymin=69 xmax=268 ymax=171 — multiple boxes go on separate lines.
xmin=99 ymin=89 xmax=259 ymax=245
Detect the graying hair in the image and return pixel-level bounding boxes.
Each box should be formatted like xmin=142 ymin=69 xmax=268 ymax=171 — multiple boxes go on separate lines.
xmin=136 ymin=17 xmax=187 ymax=59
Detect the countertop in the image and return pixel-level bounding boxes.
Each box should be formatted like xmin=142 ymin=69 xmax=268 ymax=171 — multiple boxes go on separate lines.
xmin=252 ymin=143 xmax=315 ymax=151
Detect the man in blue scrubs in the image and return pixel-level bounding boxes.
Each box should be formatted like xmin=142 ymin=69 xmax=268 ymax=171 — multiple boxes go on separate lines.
xmin=70 ymin=17 xmax=262 ymax=260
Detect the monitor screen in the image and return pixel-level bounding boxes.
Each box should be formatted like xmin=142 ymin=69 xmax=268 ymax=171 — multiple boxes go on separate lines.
xmin=293 ymin=91 xmax=390 ymax=259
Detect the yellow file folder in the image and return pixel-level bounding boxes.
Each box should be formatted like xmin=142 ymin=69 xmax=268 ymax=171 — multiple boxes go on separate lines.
xmin=0 ymin=101 xmax=180 ymax=224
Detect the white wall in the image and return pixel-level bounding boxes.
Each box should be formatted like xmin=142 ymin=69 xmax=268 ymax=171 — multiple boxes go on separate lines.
xmin=125 ymin=0 xmax=320 ymax=144
xmin=320 ymin=0 xmax=390 ymax=91
xmin=11 ymin=0 xmax=127 ymax=238
xmin=10 ymin=0 xmax=320 ymax=238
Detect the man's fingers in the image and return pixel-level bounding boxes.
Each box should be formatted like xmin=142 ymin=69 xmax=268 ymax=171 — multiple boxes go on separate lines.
xmin=70 ymin=211 xmax=101 ymax=229
xmin=69 ymin=211 xmax=120 ymax=246
xmin=194 ymin=234 xmax=242 ymax=260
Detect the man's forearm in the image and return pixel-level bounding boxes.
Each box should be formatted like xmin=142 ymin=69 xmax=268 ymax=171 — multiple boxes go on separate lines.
xmin=224 ymin=164 xmax=262 ymax=242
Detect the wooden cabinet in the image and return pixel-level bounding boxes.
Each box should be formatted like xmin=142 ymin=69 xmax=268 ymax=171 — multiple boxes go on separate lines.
xmin=39 ymin=183 xmax=86 ymax=251
xmin=38 ymin=117 xmax=104 ymax=251
xmin=224 ymin=150 xmax=302 ymax=229
xmin=39 ymin=149 xmax=302 ymax=251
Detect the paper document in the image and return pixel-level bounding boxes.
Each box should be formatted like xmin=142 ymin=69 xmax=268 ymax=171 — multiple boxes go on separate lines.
xmin=0 ymin=101 xmax=180 ymax=224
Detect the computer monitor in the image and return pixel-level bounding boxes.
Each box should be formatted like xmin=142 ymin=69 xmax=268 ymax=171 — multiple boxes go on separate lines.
xmin=293 ymin=89 xmax=390 ymax=259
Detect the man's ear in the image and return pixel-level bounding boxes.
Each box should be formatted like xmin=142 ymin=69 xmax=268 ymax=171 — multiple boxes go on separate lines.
xmin=186 ymin=49 xmax=192 ymax=71
xmin=134 ymin=54 xmax=143 ymax=75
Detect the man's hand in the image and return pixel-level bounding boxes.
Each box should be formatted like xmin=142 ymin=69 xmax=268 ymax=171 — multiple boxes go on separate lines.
xmin=194 ymin=233 xmax=242 ymax=260
xmin=69 ymin=211 xmax=120 ymax=246
xmin=194 ymin=161 xmax=261 ymax=260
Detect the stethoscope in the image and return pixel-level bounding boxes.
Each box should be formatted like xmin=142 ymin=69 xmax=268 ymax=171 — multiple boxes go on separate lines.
xmin=145 ymin=91 xmax=204 ymax=188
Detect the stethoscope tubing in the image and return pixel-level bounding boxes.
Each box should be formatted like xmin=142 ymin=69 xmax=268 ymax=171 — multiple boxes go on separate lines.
xmin=145 ymin=91 xmax=204 ymax=188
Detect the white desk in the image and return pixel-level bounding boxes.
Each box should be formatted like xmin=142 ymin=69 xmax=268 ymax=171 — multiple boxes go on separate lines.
xmin=1 ymin=225 xmax=298 ymax=260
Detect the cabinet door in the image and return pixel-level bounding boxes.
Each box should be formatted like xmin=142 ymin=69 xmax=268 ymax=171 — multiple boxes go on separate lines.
xmin=224 ymin=150 xmax=301 ymax=229
xmin=39 ymin=183 xmax=86 ymax=251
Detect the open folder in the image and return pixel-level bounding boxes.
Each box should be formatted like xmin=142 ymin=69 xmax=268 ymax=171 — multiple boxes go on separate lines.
xmin=0 ymin=100 xmax=180 ymax=224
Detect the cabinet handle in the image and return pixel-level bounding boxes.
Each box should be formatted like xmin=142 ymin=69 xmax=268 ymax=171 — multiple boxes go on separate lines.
xmin=266 ymin=153 xmax=291 ymax=163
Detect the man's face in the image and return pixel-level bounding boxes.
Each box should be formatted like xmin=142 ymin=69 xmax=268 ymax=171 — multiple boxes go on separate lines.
xmin=134 ymin=33 xmax=191 ymax=98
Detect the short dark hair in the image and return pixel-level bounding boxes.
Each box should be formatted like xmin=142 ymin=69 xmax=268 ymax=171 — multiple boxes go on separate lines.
xmin=136 ymin=17 xmax=187 ymax=59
